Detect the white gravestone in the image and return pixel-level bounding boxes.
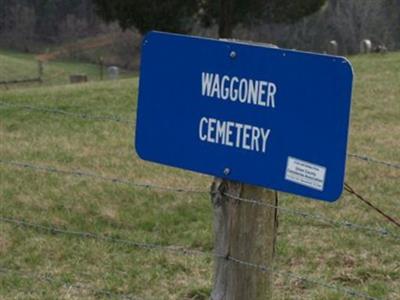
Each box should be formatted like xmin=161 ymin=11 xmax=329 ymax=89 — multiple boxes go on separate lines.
xmin=107 ymin=66 xmax=120 ymax=80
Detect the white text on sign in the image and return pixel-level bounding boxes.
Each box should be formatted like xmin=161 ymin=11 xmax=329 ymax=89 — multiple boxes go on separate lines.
xmin=199 ymin=117 xmax=271 ymax=153
xmin=199 ymin=72 xmax=276 ymax=153
xmin=201 ymin=72 xmax=277 ymax=108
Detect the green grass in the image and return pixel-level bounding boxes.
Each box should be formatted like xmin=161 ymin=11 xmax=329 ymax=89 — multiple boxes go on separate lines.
xmin=0 ymin=49 xmax=133 ymax=87
xmin=0 ymin=50 xmax=399 ymax=299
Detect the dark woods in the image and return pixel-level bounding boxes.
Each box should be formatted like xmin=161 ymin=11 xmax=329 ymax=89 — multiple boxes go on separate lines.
xmin=0 ymin=0 xmax=399 ymax=57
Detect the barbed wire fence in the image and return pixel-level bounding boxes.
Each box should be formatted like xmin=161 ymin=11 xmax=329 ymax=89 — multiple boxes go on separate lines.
xmin=0 ymin=265 xmax=142 ymax=300
xmin=348 ymin=153 xmax=400 ymax=170
xmin=1 ymin=158 xmax=398 ymax=238
xmin=0 ymin=158 xmax=399 ymax=299
xmin=1 ymin=99 xmax=399 ymax=171
xmin=0 ymin=100 xmax=133 ymax=124
xmin=0 ymin=100 xmax=399 ymax=299
xmin=0 ymin=60 xmax=43 ymax=88
xmin=0 ymin=216 xmax=383 ymax=300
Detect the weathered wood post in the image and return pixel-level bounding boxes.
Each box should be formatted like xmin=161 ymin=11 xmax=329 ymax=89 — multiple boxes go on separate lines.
xmin=99 ymin=56 xmax=104 ymax=80
xmin=37 ymin=60 xmax=43 ymax=82
xmin=211 ymin=178 xmax=278 ymax=300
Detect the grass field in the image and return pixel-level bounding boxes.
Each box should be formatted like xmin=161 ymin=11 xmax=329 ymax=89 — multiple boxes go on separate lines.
xmin=0 ymin=49 xmax=133 ymax=87
xmin=0 ymin=50 xmax=399 ymax=299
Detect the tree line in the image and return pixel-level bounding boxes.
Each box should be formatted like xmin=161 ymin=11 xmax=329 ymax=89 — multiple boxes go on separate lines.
xmin=258 ymin=0 xmax=400 ymax=54
xmin=0 ymin=0 xmax=398 ymax=57
xmin=0 ymin=0 xmax=100 ymax=50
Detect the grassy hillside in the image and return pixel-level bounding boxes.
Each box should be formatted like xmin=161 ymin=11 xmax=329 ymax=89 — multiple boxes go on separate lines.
xmin=0 ymin=50 xmax=132 ymax=86
xmin=0 ymin=51 xmax=399 ymax=299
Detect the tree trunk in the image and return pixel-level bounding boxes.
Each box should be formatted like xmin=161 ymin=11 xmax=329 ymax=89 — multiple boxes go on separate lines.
xmin=218 ymin=0 xmax=234 ymax=38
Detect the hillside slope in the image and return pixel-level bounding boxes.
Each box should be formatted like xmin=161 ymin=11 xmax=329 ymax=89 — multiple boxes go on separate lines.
xmin=0 ymin=52 xmax=399 ymax=299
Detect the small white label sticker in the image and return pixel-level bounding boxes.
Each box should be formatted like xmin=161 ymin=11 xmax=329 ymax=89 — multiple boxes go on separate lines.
xmin=285 ymin=157 xmax=326 ymax=191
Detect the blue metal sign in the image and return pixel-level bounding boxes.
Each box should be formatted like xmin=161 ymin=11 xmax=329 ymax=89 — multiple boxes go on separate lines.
xmin=135 ymin=31 xmax=353 ymax=202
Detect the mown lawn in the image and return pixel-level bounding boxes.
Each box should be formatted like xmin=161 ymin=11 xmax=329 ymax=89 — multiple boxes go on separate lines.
xmin=0 ymin=51 xmax=399 ymax=299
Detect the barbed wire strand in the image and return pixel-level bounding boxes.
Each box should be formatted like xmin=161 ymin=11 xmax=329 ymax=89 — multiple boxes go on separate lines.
xmin=0 ymin=266 xmax=141 ymax=300
xmin=0 ymin=100 xmax=133 ymax=124
xmin=1 ymin=158 xmax=398 ymax=241
xmin=1 ymin=216 xmax=378 ymax=300
xmin=344 ymin=183 xmax=400 ymax=228
xmin=223 ymin=192 xmax=400 ymax=241
xmin=0 ymin=216 xmax=206 ymax=257
xmin=0 ymin=159 xmax=206 ymax=194
xmin=2 ymin=100 xmax=400 ymax=171
xmin=219 ymin=255 xmax=380 ymax=300
xmin=348 ymin=153 xmax=400 ymax=170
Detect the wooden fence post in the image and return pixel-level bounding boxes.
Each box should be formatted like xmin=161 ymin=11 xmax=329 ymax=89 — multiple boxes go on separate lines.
xmin=99 ymin=57 xmax=104 ymax=80
xmin=37 ymin=60 xmax=43 ymax=82
xmin=211 ymin=178 xmax=278 ymax=300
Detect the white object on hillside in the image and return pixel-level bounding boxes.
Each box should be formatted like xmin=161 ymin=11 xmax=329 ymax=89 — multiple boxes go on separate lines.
xmin=360 ymin=39 xmax=372 ymax=54
xmin=107 ymin=66 xmax=120 ymax=80
xmin=328 ymin=40 xmax=338 ymax=55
